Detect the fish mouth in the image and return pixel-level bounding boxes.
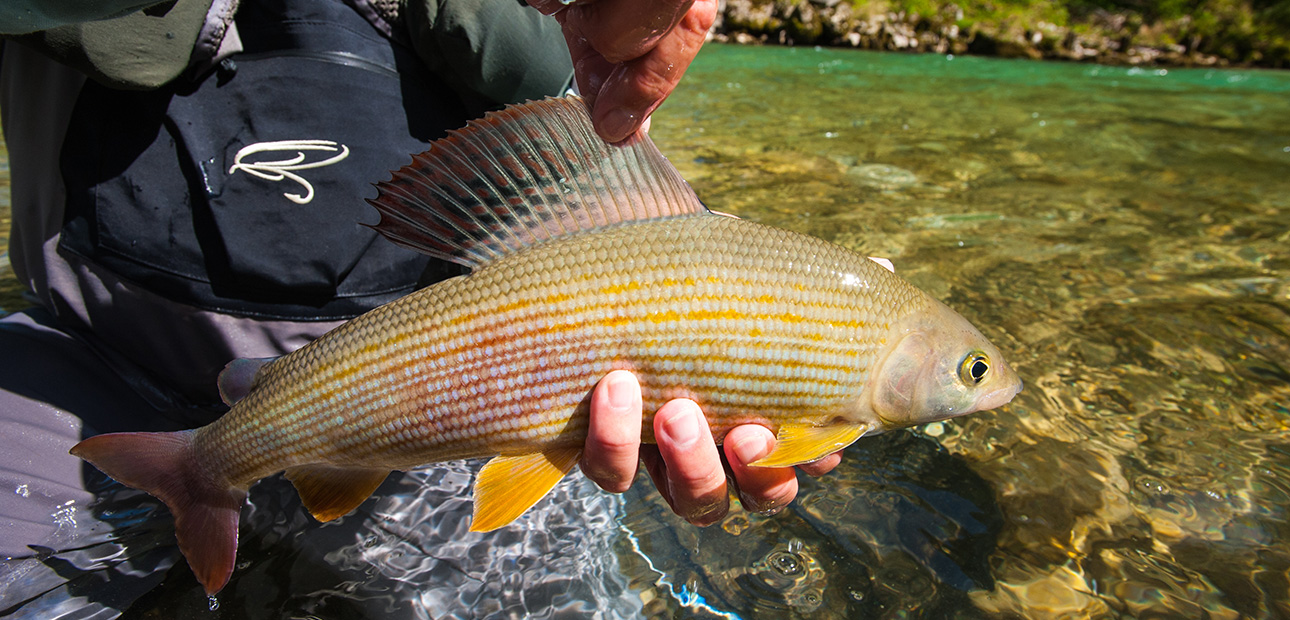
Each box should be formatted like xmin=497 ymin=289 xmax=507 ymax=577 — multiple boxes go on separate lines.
xmin=976 ymin=380 xmax=1023 ymax=412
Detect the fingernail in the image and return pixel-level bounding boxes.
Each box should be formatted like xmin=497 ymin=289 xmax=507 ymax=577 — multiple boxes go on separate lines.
xmin=597 ymin=108 xmax=640 ymax=143
xmin=606 ymin=372 xmax=636 ymax=410
xmin=731 ymin=434 xmax=771 ymax=465
xmin=662 ymin=406 xmax=700 ymax=449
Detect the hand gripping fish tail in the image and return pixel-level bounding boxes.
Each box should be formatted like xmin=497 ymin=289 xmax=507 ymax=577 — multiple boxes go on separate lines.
xmin=69 ymin=431 xmax=247 ymax=595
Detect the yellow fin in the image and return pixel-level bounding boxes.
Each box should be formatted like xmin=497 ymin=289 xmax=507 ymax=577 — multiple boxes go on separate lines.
xmin=285 ymin=464 xmax=391 ymax=522
xmin=470 ymin=447 xmax=583 ymax=532
xmin=750 ymin=423 xmax=871 ymax=468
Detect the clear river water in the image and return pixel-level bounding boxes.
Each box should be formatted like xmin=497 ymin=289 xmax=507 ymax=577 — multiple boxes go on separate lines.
xmin=1 ymin=43 xmax=1288 ymax=619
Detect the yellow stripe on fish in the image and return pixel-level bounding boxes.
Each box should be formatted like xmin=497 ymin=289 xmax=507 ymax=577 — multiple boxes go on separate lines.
xmin=70 ymin=96 xmax=1022 ymax=596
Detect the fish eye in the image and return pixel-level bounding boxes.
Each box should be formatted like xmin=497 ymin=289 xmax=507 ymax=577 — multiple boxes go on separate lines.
xmin=959 ymin=352 xmax=990 ymax=385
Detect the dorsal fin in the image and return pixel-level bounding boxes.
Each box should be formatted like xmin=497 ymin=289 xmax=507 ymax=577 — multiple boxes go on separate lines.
xmin=367 ymin=96 xmax=708 ymax=269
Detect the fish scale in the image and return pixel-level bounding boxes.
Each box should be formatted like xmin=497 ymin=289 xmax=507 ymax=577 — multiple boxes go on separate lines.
xmin=198 ymin=214 xmax=923 ymax=486
xmin=70 ymin=97 xmax=1021 ymax=595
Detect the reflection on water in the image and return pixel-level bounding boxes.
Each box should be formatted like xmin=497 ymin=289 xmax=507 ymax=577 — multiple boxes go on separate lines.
xmin=2 ymin=45 xmax=1289 ymax=618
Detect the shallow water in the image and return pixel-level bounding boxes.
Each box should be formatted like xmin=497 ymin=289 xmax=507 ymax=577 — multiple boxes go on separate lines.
xmin=638 ymin=45 xmax=1290 ymax=619
xmin=2 ymin=45 xmax=1289 ymax=618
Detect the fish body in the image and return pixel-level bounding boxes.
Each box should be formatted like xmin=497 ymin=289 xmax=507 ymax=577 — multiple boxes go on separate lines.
xmin=207 ymin=215 xmax=918 ymax=479
xmin=71 ymin=97 xmax=1022 ymax=595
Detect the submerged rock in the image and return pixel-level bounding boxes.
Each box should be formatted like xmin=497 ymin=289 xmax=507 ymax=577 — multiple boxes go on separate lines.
xmin=847 ymin=163 xmax=919 ymax=190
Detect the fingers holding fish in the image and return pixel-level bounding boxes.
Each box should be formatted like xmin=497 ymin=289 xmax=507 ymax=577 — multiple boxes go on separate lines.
xmin=723 ymin=425 xmax=799 ymax=516
xmin=529 ymin=0 xmax=717 ymax=142
xmin=536 ymin=0 xmax=695 ymax=63
xmin=581 ymin=370 xmax=643 ymax=493
xmin=797 ymin=451 xmax=844 ymax=478
xmin=584 ymin=370 xmax=818 ymax=520
xmin=649 ymin=398 xmax=730 ymax=526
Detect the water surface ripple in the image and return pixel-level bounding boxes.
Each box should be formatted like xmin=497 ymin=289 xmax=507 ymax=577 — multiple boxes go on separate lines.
xmin=637 ymin=44 xmax=1290 ymax=620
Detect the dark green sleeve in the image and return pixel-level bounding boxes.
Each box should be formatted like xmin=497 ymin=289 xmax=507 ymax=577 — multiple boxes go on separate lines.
xmin=404 ymin=0 xmax=574 ymax=106
xmin=4 ymin=0 xmax=212 ymax=89
xmin=0 ymin=0 xmax=165 ymax=34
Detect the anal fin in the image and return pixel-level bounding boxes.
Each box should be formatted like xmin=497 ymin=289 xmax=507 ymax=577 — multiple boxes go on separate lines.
xmin=470 ymin=447 xmax=583 ymax=532
xmin=285 ymin=464 xmax=391 ymax=522
xmin=750 ymin=423 xmax=872 ymax=468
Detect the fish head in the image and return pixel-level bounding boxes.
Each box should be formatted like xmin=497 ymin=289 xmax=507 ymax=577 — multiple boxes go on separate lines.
xmin=866 ymin=298 xmax=1022 ymax=429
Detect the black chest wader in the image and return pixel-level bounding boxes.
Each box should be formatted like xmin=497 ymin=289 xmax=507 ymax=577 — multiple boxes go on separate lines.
xmin=58 ymin=0 xmax=470 ymax=321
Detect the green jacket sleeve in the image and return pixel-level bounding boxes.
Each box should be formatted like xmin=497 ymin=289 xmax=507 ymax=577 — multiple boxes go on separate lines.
xmin=0 ymin=0 xmax=165 ymax=34
xmin=4 ymin=0 xmax=213 ymax=89
xmin=404 ymin=0 xmax=573 ymax=106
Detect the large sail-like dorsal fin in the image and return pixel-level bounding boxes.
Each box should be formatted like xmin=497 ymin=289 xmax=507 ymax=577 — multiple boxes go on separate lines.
xmin=367 ymin=96 xmax=709 ymax=269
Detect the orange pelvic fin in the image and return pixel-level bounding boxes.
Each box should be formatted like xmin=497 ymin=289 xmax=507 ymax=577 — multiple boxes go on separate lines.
xmin=284 ymin=464 xmax=391 ymax=522
xmin=70 ymin=431 xmax=247 ymax=595
xmin=750 ymin=423 xmax=873 ymax=468
xmin=469 ymin=447 xmax=583 ymax=532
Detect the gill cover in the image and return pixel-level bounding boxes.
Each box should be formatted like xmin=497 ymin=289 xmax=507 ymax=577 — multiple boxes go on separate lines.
xmin=869 ymin=300 xmax=1022 ymax=428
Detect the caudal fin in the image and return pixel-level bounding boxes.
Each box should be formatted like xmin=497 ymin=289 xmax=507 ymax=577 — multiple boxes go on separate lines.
xmin=70 ymin=430 xmax=247 ymax=594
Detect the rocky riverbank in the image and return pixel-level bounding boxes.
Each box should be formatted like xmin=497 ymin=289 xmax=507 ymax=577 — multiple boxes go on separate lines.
xmin=712 ymin=0 xmax=1289 ymax=68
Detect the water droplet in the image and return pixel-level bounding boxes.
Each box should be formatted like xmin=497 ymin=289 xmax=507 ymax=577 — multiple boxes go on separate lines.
xmin=208 ymin=595 xmax=220 ymax=611
xmin=14 ymin=484 xmax=28 ymax=497
xmin=769 ymin=551 xmax=803 ymax=576
xmin=1137 ymin=476 xmax=1168 ymax=495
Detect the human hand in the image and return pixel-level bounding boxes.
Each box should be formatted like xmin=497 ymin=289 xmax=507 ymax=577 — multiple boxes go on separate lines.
xmin=581 ymin=370 xmax=843 ymax=525
xmin=526 ymin=0 xmax=718 ymax=143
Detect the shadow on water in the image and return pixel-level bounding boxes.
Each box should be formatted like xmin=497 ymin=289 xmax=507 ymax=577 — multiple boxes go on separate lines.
xmin=617 ymin=432 xmax=1003 ymax=619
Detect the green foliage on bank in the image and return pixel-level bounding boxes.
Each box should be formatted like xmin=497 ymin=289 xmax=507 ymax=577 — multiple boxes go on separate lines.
xmin=850 ymin=0 xmax=1290 ymax=65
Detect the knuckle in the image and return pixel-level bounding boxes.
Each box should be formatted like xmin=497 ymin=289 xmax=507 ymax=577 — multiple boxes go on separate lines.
xmin=589 ymin=433 xmax=639 ymax=455
xmin=671 ymin=460 xmax=725 ymax=490
xmin=632 ymin=67 xmax=675 ymax=104
xmin=581 ymin=461 xmax=635 ymax=494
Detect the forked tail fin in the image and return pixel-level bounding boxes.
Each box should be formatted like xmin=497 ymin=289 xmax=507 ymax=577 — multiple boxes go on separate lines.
xmin=70 ymin=431 xmax=247 ymax=595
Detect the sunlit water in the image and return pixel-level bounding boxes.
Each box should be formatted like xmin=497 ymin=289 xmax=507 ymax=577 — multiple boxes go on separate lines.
xmin=2 ymin=45 xmax=1288 ymax=618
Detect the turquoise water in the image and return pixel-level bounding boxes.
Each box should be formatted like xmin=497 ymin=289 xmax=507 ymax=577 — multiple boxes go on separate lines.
xmin=3 ymin=45 xmax=1289 ymax=618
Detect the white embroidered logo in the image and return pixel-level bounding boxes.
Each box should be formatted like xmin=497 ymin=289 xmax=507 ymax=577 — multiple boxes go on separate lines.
xmin=227 ymin=140 xmax=351 ymax=204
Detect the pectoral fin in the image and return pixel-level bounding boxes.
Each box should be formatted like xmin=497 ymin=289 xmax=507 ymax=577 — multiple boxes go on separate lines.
xmin=285 ymin=464 xmax=392 ymax=522
xmin=750 ymin=423 xmax=871 ymax=468
xmin=470 ymin=447 xmax=583 ymax=532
